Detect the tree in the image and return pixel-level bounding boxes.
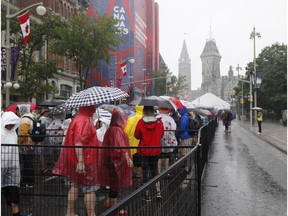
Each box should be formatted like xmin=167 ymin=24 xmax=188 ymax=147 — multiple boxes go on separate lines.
xmin=50 ymin=13 xmax=122 ymax=90
xmin=2 ymin=11 xmax=63 ymax=101
xmin=152 ymin=66 xmax=188 ymax=97
xmin=170 ymin=75 xmax=189 ymax=98
xmin=236 ymin=43 xmax=287 ymax=119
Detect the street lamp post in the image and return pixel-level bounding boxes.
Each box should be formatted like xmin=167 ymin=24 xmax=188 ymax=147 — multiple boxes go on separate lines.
xmin=236 ymin=64 xmax=243 ymax=118
xmin=228 ymin=75 xmax=253 ymax=126
xmin=250 ymin=26 xmax=261 ymax=124
xmin=142 ymin=68 xmax=147 ymax=97
xmin=4 ymin=2 xmax=46 ymax=108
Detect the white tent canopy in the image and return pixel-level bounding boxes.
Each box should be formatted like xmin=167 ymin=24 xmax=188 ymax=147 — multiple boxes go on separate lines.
xmin=191 ymin=93 xmax=230 ymax=109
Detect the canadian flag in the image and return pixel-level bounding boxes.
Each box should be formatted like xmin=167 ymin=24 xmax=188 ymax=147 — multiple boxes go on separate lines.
xmin=120 ymin=61 xmax=127 ymax=76
xmin=17 ymin=11 xmax=30 ymax=44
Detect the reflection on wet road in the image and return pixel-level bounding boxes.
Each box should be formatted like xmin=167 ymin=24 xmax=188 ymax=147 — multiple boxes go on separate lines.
xmin=201 ymin=122 xmax=287 ymax=216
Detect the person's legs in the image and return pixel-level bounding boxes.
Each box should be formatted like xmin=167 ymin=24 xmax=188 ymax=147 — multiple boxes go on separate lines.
xmin=258 ymin=121 xmax=262 ymax=133
xmin=150 ymin=156 xmax=161 ymax=193
xmin=164 ymin=158 xmax=170 ymax=170
xmin=105 ymin=163 xmax=118 ymax=207
xmin=157 ymin=157 xmax=163 ymax=173
xmin=3 ymin=186 xmax=20 ymax=215
xmin=141 ymin=156 xmax=150 ymax=184
xmin=66 ymin=186 xmax=79 ymax=216
xmin=21 ymin=153 xmax=35 ymax=186
xmin=84 ymin=191 xmax=96 ymax=216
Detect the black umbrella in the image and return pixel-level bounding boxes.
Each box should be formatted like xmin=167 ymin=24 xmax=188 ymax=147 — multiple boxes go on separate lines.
xmin=131 ymin=96 xmax=174 ymax=109
xmin=38 ymin=99 xmax=66 ymax=107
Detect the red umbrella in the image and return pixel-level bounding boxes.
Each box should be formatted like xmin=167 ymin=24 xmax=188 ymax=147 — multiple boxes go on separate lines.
xmin=161 ymin=96 xmax=185 ymax=109
xmin=5 ymin=102 xmax=41 ymax=113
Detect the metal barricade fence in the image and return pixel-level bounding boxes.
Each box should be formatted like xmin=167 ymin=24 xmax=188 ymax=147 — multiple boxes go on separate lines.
xmin=1 ymin=119 xmax=217 ymax=216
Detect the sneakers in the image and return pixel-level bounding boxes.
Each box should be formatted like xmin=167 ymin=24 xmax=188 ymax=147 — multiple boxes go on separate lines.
xmin=21 ymin=183 xmax=34 ymax=189
xmin=156 ymin=192 xmax=162 ymax=199
xmin=117 ymin=209 xmax=128 ymax=215
xmin=141 ymin=194 xmax=151 ymax=202
xmin=184 ymin=166 xmax=191 ymax=174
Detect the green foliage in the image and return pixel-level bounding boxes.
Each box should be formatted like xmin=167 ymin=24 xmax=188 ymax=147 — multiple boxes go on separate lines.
xmin=235 ymin=43 xmax=287 ymax=118
xmin=2 ymin=10 xmax=62 ymax=101
xmin=152 ymin=66 xmax=188 ymax=97
xmin=50 ymin=13 xmax=122 ymax=90
xmin=170 ymin=75 xmax=188 ymax=98
xmin=17 ymin=59 xmax=58 ymax=101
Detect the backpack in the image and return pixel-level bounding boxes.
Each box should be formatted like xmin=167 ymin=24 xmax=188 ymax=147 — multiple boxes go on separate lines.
xmin=23 ymin=116 xmax=46 ymax=143
xmin=188 ymin=116 xmax=200 ymax=136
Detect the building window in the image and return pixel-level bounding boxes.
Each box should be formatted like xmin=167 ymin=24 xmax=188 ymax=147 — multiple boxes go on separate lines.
xmin=60 ymin=84 xmax=72 ymax=98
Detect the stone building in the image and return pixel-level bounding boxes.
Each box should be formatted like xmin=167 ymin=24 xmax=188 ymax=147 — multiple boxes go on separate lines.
xmin=178 ymin=40 xmax=191 ymax=92
xmin=187 ymin=35 xmax=239 ymax=104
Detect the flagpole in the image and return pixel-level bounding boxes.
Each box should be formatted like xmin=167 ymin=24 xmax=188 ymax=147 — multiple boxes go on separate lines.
xmin=4 ymin=2 xmax=46 ymax=107
xmin=5 ymin=2 xmax=11 ymax=108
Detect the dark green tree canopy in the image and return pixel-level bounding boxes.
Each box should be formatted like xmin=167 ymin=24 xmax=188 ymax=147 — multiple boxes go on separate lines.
xmin=236 ymin=43 xmax=287 ymax=118
xmin=50 ymin=13 xmax=122 ymax=90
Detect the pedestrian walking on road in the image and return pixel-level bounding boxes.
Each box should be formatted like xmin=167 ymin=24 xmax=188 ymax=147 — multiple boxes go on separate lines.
xmin=257 ymin=111 xmax=263 ymax=134
xmin=53 ymin=105 xmax=100 ymax=216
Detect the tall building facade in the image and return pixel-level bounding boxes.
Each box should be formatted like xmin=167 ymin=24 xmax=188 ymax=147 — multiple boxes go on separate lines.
xmin=178 ymin=40 xmax=191 ymax=91
xmin=86 ymin=0 xmax=159 ymax=98
xmin=200 ymin=38 xmax=221 ymax=91
xmin=190 ymin=34 xmax=239 ymax=104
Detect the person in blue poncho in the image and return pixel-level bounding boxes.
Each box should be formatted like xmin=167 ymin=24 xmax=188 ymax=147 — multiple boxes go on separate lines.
xmin=177 ymin=107 xmax=193 ymax=173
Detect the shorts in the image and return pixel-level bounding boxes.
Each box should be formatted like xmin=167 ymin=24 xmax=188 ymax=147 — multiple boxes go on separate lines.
xmin=179 ymin=137 xmax=193 ymax=157
xmin=133 ymin=153 xmax=142 ymax=167
xmin=71 ymin=183 xmax=100 ymax=194
xmin=1 ymin=167 xmax=20 ymax=187
xmin=159 ymin=152 xmax=173 ymax=159
xmin=35 ymin=135 xmax=51 ymax=156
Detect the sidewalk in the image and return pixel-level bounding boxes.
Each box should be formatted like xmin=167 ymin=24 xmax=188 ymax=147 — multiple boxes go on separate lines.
xmin=233 ymin=118 xmax=287 ymax=154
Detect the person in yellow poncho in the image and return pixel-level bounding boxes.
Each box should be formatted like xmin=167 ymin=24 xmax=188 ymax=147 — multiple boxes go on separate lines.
xmin=257 ymin=111 xmax=263 ymax=134
xmin=124 ymin=105 xmax=143 ymax=179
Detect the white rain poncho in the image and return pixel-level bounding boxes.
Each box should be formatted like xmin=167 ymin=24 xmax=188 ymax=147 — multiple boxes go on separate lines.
xmin=1 ymin=111 xmax=20 ymax=169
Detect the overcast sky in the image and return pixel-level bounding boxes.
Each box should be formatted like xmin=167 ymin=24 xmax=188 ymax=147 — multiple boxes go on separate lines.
xmin=155 ymin=0 xmax=287 ymax=90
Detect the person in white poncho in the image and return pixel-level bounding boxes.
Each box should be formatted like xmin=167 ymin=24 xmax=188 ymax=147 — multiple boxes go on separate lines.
xmin=1 ymin=111 xmax=23 ymax=216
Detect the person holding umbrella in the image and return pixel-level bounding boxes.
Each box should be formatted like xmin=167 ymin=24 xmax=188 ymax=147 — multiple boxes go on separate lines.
xmin=134 ymin=106 xmax=164 ymax=201
xmin=52 ymin=105 xmax=100 ymax=216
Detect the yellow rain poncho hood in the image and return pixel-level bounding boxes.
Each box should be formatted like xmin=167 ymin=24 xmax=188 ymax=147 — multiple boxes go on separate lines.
xmin=124 ymin=105 xmax=143 ymax=155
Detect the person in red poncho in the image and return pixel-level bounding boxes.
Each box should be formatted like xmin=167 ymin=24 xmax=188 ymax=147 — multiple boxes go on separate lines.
xmin=134 ymin=106 xmax=164 ymax=201
xmin=99 ymin=109 xmax=133 ymax=210
xmin=52 ymin=105 xmax=99 ymax=216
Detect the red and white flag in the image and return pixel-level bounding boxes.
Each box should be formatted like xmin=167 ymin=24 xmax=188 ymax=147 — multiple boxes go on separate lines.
xmin=17 ymin=11 xmax=30 ymax=44
xmin=120 ymin=61 xmax=127 ymax=76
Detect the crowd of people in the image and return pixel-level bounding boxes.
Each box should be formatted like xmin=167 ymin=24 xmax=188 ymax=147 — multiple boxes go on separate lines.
xmin=1 ymin=102 xmax=208 ymax=216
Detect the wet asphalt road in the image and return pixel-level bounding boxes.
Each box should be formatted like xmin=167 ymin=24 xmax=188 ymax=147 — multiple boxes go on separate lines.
xmin=201 ymin=120 xmax=287 ymax=216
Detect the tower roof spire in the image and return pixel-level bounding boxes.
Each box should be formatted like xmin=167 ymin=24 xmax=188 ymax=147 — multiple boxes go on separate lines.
xmin=180 ymin=39 xmax=189 ymax=59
